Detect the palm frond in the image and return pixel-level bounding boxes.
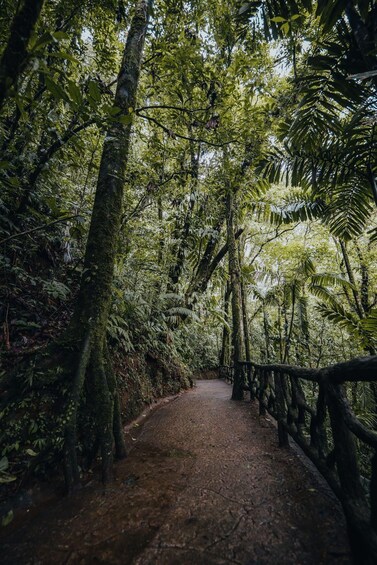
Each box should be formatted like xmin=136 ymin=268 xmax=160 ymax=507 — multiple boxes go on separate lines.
xmin=309 ymin=273 xmax=356 ymax=291
xmin=299 ymin=256 xmax=316 ymax=277
xmin=325 ymin=180 xmax=373 ymax=240
xmin=249 ymin=197 xmax=325 ymax=225
xmin=159 ymin=292 xmax=185 ymax=303
xmin=360 ymin=309 xmax=377 ymax=337
xmin=165 ymin=306 xmax=200 ymax=322
xmin=308 ymin=284 xmax=338 ymax=303
xmin=315 ymin=301 xmax=361 ymax=334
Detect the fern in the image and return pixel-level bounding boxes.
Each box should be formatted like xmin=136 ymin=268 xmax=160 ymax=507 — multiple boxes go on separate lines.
xmin=159 ymin=293 xmax=185 ymax=303
xmin=309 ymin=273 xmax=356 ymax=291
xmin=249 ymin=196 xmax=325 ymax=225
xmin=107 ymin=313 xmax=134 ymax=352
xmin=315 ymin=301 xmax=361 ymax=334
xmin=360 ymin=310 xmax=377 ymax=339
xmin=165 ymin=307 xmax=200 ymax=322
xmin=325 ymin=180 xmax=374 ymax=241
xmin=207 ymin=307 xmax=231 ymax=331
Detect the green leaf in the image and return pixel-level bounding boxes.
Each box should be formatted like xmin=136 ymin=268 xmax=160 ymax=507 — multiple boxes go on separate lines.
xmin=67 ymin=80 xmax=83 ymax=106
xmin=51 ymin=31 xmax=70 ymax=41
xmin=310 ymin=273 xmax=356 ymax=291
xmin=0 ymin=457 xmax=16 ymax=485
xmin=116 ymin=114 xmax=132 ymax=125
xmin=50 ymin=51 xmax=80 ymax=64
xmin=0 ymin=474 xmax=17 ymax=484
xmin=2 ymin=510 xmax=14 ymax=527
xmin=31 ymin=32 xmax=53 ymax=51
xmin=361 ymin=311 xmax=377 ymax=334
xmin=316 ymin=302 xmax=360 ymax=334
xmin=88 ymin=80 xmax=101 ymax=102
xmin=281 ymin=22 xmax=290 ymax=35
xmin=0 ymin=456 xmax=8 ymax=472
xmin=105 ymin=105 xmax=122 ymax=116
xmin=7 ymin=177 xmax=21 ymax=188
xmin=15 ymin=95 xmax=27 ymax=120
xmin=45 ymin=76 xmax=69 ymax=102
xmin=238 ymin=3 xmax=251 ymax=15
xmin=165 ymin=307 xmax=199 ymax=322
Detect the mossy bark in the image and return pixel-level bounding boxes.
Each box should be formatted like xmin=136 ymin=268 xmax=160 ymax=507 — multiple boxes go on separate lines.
xmin=219 ymin=281 xmax=231 ymax=366
xmin=238 ymin=242 xmax=251 ymax=364
xmin=168 ymin=137 xmax=200 ymax=290
xmin=61 ymin=0 xmax=152 ymax=490
xmin=0 ymin=0 xmax=45 ymax=110
xmin=226 ymin=188 xmax=244 ymax=400
xmin=263 ymin=304 xmax=271 ymax=363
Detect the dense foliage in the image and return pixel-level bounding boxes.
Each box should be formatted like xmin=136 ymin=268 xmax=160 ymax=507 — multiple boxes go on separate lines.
xmin=0 ymin=0 xmax=376 ymax=498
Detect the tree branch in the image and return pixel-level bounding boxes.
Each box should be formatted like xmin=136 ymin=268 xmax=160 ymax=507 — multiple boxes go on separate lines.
xmin=248 ymin=225 xmax=298 ymax=265
xmin=137 ymin=113 xmax=238 ymax=147
xmin=136 ymin=104 xmax=210 ymax=113
xmin=0 ymin=215 xmax=81 ymax=245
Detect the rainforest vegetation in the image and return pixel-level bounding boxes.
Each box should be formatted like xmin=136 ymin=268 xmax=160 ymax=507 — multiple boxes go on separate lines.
xmin=0 ymin=0 xmax=376 ymax=515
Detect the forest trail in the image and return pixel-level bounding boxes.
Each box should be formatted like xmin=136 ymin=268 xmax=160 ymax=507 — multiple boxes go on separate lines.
xmin=2 ymin=380 xmax=350 ymax=565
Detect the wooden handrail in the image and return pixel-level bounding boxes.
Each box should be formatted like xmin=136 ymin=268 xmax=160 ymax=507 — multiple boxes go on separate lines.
xmin=239 ymin=355 xmax=377 ymax=384
xmin=219 ymin=356 xmax=377 ymax=564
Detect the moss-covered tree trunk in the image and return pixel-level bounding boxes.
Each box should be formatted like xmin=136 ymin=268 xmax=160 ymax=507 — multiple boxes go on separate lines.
xmin=0 ymin=0 xmax=46 ymax=110
xmin=62 ymin=0 xmax=152 ymax=490
xmin=185 ymin=224 xmax=243 ymax=304
xmin=219 ymin=281 xmax=231 ymax=366
xmin=168 ymin=136 xmax=200 ymax=290
xmin=185 ymin=211 xmax=225 ymax=301
xmin=263 ymin=304 xmax=271 ymax=363
xmin=238 ymin=241 xmax=251 ymax=364
xmin=226 ymin=188 xmax=244 ymax=400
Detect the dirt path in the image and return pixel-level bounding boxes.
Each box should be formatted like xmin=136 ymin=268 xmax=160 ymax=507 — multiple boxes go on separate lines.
xmin=2 ymin=380 xmax=350 ymax=564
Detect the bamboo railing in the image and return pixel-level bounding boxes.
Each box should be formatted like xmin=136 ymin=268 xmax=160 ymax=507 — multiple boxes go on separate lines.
xmin=220 ymin=356 xmax=377 ymax=564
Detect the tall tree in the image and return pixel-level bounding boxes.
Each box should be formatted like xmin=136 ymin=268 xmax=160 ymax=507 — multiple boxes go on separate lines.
xmin=226 ymin=180 xmax=244 ymax=400
xmin=219 ymin=281 xmax=231 ymax=366
xmin=0 ymin=0 xmax=46 ymax=110
xmin=61 ymin=0 xmax=153 ymax=489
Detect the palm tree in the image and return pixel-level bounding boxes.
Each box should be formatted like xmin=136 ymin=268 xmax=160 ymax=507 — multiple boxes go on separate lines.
xmin=239 ymin=0 xmax=377 ymax=240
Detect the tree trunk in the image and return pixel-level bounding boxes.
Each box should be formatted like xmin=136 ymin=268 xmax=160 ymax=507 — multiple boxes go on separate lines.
xmin=157 ymin=196 xmax=164 ymax=265
xmin=186 ymin=210 xmax=225 ymax=302
xmin=186 ymin=227 xmax=243 ymax=304
xmin=219 ymin=281 xmax=231 ymax=366
xmin=16 ymin=118 xmax=95 ymax=213
xmin=283 ymin=286 xmax=296 ymax=364
xmin=168 ymin=134 xmax=200 ymax=289
xmin=62 ymin=0 xmax=152 ymax=490
xmin=355 ymin=243 xmax=370 ymax=315
xmin=345 ymin=2 xmax=377 ymax=90
xmin=238 ymin=241 xmax=251 ymax=363
xmin=277 ymin=303 xmax=283 ymax=363
xmin=339 ymin=240 xmax=364 ymax=319
xmin=339 ymin=240 xmax=376 ymax=357
xmin=298 ymin=294 xmax=311 ymax=366
xmin=263 ymin=304 xmax=271 ymax=363
xmin=0 ymin=0 xmax=46 ymax=110
xmin=226 ymin=188 xmax=244 ymax=400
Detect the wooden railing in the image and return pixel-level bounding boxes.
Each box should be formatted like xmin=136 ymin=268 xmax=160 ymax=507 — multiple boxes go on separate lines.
xmin=220 ymin=356 xmax=377 ymax=564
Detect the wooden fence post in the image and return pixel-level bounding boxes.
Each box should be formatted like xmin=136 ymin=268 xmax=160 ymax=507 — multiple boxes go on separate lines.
xmin=274 ymin=371 xmax=289 ymax=447
xmin=258 ymin=369 xmax=266 ymax=416
xmin=326 ymin=383 xmax=377 ymax=562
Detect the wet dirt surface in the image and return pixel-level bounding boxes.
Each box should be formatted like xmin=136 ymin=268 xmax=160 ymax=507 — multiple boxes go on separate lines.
xmin=1 ymin=380 xmax=350 ymax=564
